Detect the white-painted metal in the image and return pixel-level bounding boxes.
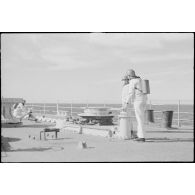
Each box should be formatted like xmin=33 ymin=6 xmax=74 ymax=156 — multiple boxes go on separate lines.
xmin=43 ymin=103 xmax=46 ymax=115
xmin=118 ymin=111 xmax=131 ymax=140
xmin=178 ymin=100 xmax=180 ymax=127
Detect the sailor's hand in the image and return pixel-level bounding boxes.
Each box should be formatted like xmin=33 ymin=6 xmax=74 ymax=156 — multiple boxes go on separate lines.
xmin=122 ymin=102 xmax=128 ymax=111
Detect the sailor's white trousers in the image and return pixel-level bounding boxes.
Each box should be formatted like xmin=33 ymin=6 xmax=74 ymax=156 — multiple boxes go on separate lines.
xmin=124 ymin=104 xmax=133 ymax=133
xmin=133 ymin=101 xmax=146 ymax=138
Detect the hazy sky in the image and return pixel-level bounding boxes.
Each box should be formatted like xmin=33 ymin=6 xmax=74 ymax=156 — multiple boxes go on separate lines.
xmin=1 ymin=33 xmax=194 ymax=103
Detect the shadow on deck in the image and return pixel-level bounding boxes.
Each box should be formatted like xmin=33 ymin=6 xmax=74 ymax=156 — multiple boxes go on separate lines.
xmin=10 ymin=147 xmax=52 ymax=152
xmin=21 ymin=124 xmax=53 ymax=128
xmin=146 ymin=137 xmax=194 ymax=143
xmin=147 ymin=130 xmax=193 ymax=134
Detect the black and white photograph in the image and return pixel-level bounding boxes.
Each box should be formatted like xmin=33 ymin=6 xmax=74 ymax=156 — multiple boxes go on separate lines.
xmin=1 ymin=33 xmax=194 ymax=162
xmin=1 ymin=0 xmax=195 ymax=194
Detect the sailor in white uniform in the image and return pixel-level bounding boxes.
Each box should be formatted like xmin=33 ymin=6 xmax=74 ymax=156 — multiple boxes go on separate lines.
xmin=123 ymin=69 xmax=147 ymax=142
xmin=121 ymin=75 xmax=133 ymax=135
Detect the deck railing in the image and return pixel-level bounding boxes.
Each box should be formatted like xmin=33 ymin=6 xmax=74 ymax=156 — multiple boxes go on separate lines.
xmin=26 ymin=100 xmax=193 ymax=127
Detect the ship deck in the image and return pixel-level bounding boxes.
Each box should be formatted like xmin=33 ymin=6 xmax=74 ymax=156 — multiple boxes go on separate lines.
xmin=1 ymin=120 xmax=194 ymax=162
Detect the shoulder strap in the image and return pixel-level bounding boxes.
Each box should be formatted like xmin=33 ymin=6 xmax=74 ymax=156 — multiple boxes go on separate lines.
xmin=134 ymin=78 xmax=143 ymax=93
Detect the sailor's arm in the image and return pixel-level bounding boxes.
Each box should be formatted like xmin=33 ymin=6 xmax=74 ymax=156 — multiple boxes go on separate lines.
xmin=122 ymin=81 xmax=135 ymax=109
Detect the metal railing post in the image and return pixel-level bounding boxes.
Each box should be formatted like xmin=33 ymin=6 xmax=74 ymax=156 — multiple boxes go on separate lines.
xmin=149 ymin=100 xmax=152 ymax=109
xmin=70 ymin=102 xmax=73 ymax=117
xmin=57 ymin=103 xmax=59 ymax=115
xmin=43 ymin=103 xmax=46 ymax=115
xmin=178 ymin=100 xmax=181 ymax=127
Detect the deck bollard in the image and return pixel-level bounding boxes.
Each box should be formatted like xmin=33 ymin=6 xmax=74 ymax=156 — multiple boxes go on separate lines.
xmin=78 ymin=141 xmax=87 ymax=149
xmin=78 ymin=126 xmax=83 ymax=134
xmin=108 ymin=130 xmax=113 ymax=138
xmin=118 ymin=111 xmax=131 ymax=140
xmin=161 ymin=111 xmax=174 ymax=128
xmin=145 ymin=109 xmax=154 ymax=123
